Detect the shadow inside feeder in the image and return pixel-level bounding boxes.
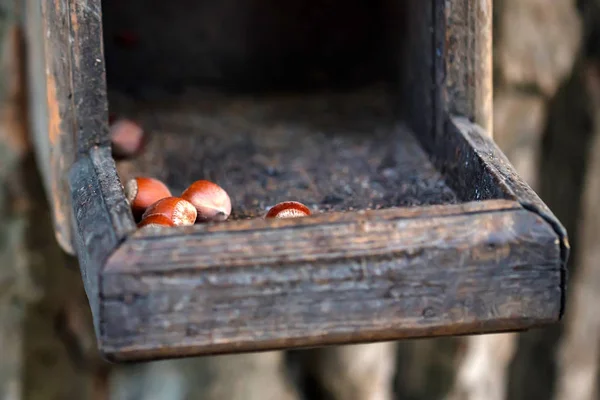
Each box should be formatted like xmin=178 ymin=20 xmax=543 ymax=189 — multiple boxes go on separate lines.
xmin=102 ymin=0 xmax=456 ymax=219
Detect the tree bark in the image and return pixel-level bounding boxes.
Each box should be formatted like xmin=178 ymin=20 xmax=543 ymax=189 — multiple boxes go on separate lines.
xmin=553 ymin=17 xmax=600 ymax=398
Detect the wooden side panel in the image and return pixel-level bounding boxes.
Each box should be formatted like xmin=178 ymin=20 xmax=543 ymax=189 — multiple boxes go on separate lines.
xmin=69 ymin=0 xmax=111 ymax=152
xmin=100 ymin=201 xmax=562 ymax=361
xmin=68 ymin=147 xmax=135 ymax=337
xmin=444 ymin=0 xmax=493 ymax=132
xmin=448 ymin=117 xmax=561 ymax=223
xmin=25 ymin=0 xmax=75 ymax=254
xmin=413 ymin=0 xmax=493 ymax=163
xmin=442 ymin=116 xmax=569 ymax=316
xmin=25 ymin=0 xmax=111 ymax=255
xmin=402 ymin=0 xmax=493 ymax=154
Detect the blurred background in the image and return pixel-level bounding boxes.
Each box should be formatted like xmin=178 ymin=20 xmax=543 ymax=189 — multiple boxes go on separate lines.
xmin=0 ymin=0 xmax=598 ymax=399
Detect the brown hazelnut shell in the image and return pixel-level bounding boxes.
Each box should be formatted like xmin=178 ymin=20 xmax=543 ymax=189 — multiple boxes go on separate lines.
xmin=265 ymin=201 xmax=311 ymax=219
xmin=138 ymin=214 xmax=175 ymax=228
xmin=181 ymin=180 xmax=232 ymax=222
xmin=125 ymin=177 xmax=172 ymax=221
xmin=141 ymin=197 xmax=198 ymax=226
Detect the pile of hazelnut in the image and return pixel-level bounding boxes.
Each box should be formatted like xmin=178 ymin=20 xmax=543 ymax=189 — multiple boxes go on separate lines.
xmin=125 ymin=176 xmax=312 ymax=227
xmin=110 ymin=115 xmax=312 ymax=227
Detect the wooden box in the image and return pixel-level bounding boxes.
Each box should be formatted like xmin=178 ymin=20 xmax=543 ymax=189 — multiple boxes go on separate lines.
xmin=24 ymin=0 xmax=569 ymax=362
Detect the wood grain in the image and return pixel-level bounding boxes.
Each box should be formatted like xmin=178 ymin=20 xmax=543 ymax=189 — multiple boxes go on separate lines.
xmin=100 ymin=202 xmax=562 ymax=361
xmin=127 ymin=199 xmax=519 ymax=239
xmin=25 ymin=0 xmax=76 ymax=254
xmin=447 ymin=117 xmax=569 ymax=316
xmin=69 ymin=0 xmax=111 ymax=152
xmin=68 ymin=146 xmax=135 ymax=337
xmin=24 ymin=0 xmax=111 ymax=255
xmin=444 ymin=0 xmax=493 ymax=132
xmin=403 ymin=0 xmax=494 ymax=155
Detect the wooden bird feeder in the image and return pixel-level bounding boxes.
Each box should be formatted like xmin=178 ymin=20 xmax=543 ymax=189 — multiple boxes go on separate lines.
xmin=24 ymin=0 xmax=569 ymax=362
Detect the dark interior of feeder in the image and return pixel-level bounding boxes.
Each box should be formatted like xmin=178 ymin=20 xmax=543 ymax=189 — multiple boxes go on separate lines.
xmin=101 ymin=0 xmax=459 ymax=219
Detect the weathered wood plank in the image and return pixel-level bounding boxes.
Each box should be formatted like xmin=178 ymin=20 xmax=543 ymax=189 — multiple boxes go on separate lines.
xmin=100 ymin=204 xmax=562 ymax=361
xmin=414 ymin=116 xmax=568 ymax=300
xmin=89 ymin=147 xmax=137 ymax=240
xmin=25 ymin=0 xmax=75 ymax=254
xmin=444 ymin=0 xmax=493 ymax=132
xmin=403 ymin=0 xmax=493 ymax=159
xmin=126 ymin=199 xmax=519 ymax=239
xmin=448 ymin=116 xmax=569 ymax=315
xmin=68 ymin=147 xmax=135 ymax=337
xmin=68 ymin=0 xmax=110 ymax=152
xmin=450 ymin=117 xmax=563 ymax=226
xmin=24 ymin=0 xmax=111 ymax=255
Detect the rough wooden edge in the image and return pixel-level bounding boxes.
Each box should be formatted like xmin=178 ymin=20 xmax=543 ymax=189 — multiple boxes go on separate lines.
xmin=449 ymin=116 xmax=570 ymax=318
xmin=405 ymin=0 xmax=494 ymax=166
xmin=24 ymin=0 xmax=110 ymax=255
xmin=126 ymin=199 xmax=520 ymax=240
xmin=97 ymin=199 xmax=562 ymax=362
xmin=68 ymin=146 xmax=135 ymax=339
xmin=25 ymin=0 xmax=76 ymax=254
xmin=106 ymin=319 xmax=550 ymax=363
xmin=68 ymin=0 xmax=111 ymax=152
xmin=444 ymin=0 xmax=493 ymax=133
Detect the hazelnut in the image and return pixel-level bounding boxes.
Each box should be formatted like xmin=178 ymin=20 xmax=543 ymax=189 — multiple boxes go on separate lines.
xmin=110 ymin=118 xmax=145 ymax=159
xmin=265 ymin=201 xmax=311 ymax=219
xmin=138 ymin=214 xmax=174 ymax=228
xmin=125 ymin=177 xmax=172 ymax=220
xmin=181 ymin=180 xmax=232 ymax=222
xmin=141 ymin=197 xmax=197 ymax=226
